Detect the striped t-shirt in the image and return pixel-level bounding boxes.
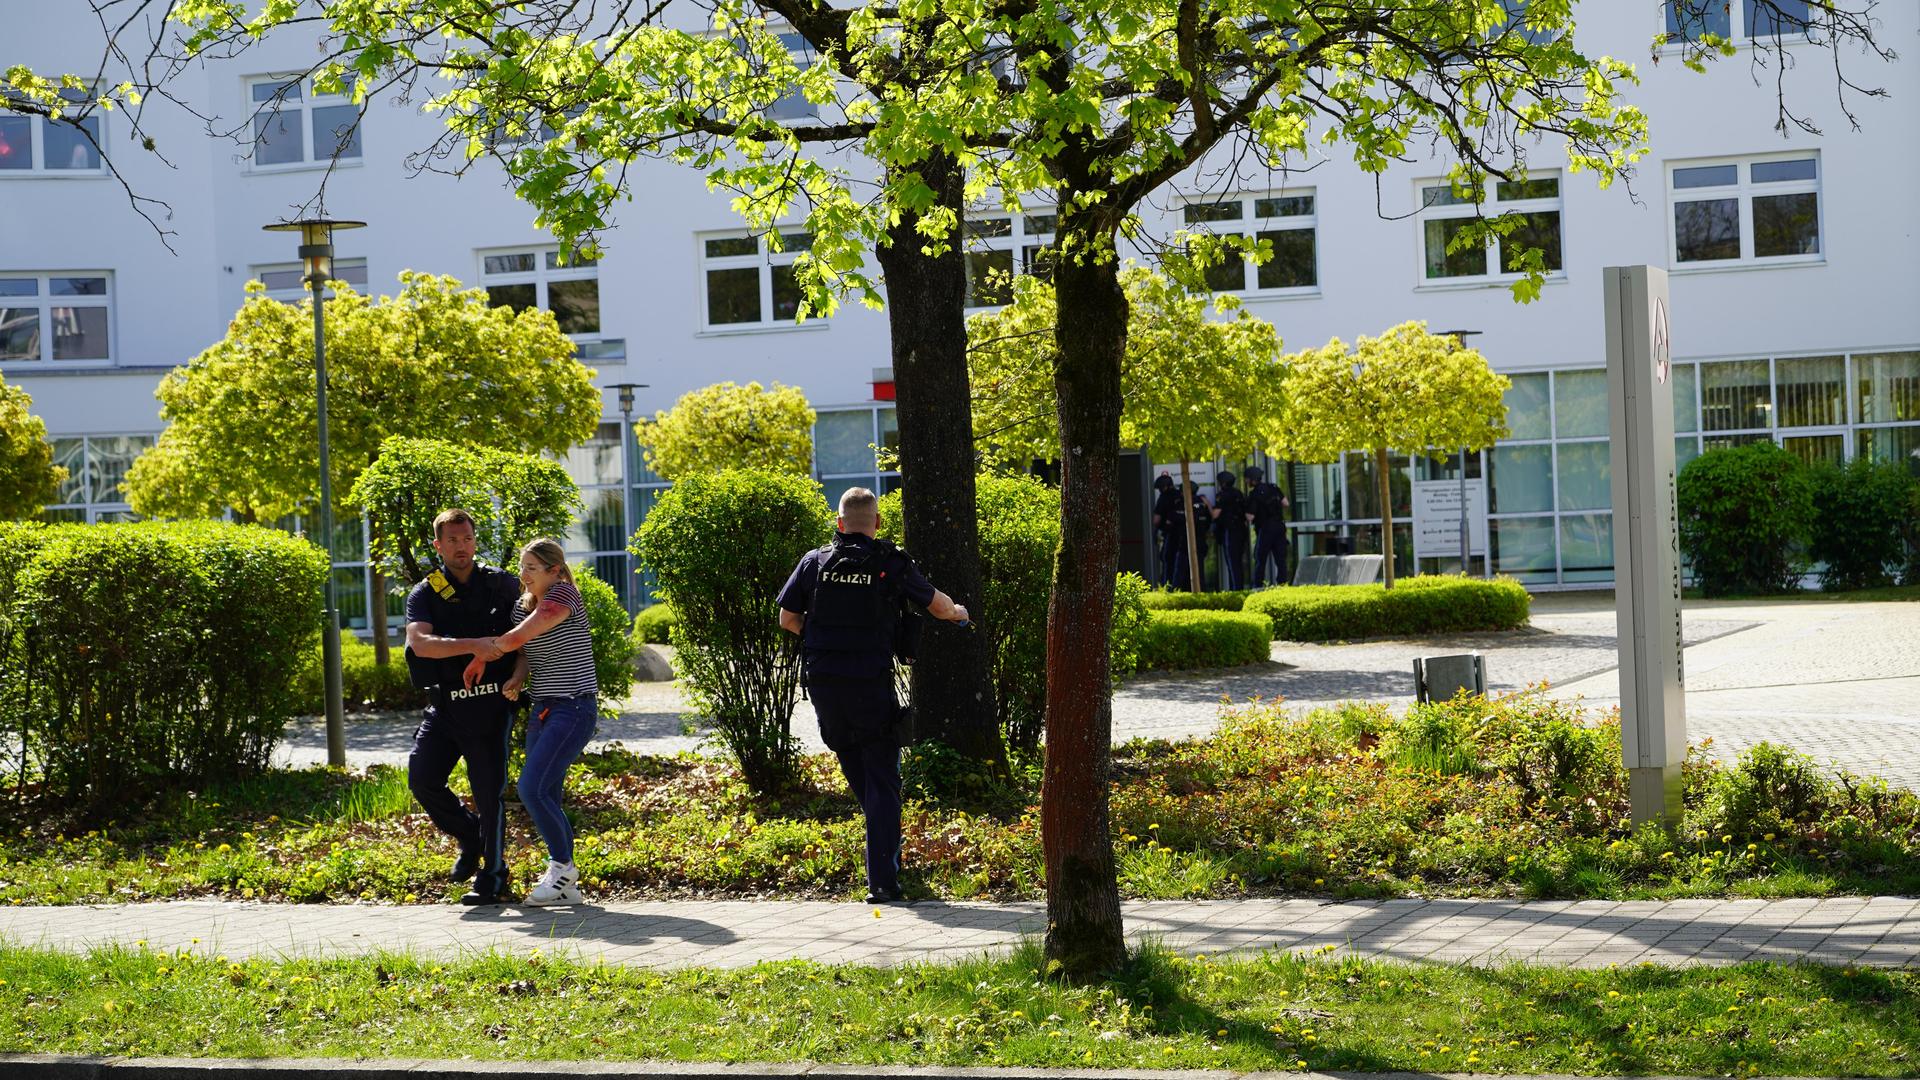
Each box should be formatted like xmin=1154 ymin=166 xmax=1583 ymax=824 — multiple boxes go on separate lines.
xmin=516 ymin=580 xmax=599 ymax=699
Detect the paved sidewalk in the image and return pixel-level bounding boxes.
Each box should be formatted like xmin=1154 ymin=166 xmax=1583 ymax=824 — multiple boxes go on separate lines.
xmin=4 ymin=896 xmax=1918 ymax=970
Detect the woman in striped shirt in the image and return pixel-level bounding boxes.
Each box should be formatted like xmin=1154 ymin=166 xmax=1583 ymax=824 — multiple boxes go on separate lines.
xmin=465 ymin=538 xmax=599 ymax=906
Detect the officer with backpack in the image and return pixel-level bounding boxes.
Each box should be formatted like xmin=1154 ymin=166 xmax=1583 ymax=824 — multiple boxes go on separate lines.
xmin=403 ymin=508 xmax=524 ymax=905
xmin=1245 ymin=466 xmax=1292 ymax=588
xmin=1211 ymin=471 xmax=1252 ymax=590
xmin=1151 ymin=473 xmax=1184 ymax=589
xmin=776 ymin=487 xmax=970 ymax=903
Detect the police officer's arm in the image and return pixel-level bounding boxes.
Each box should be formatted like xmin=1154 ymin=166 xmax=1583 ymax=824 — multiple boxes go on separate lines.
xmin=404 ymin=621 xmax=494 ymax=659
xmin=778 ymin=608 xmax=805 ymax=635
xmin=926 ymin=589 xmax=968 ymax=624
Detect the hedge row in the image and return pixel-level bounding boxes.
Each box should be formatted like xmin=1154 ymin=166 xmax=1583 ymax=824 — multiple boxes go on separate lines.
xmin=0 ymin=521 xmax=327 ymax=811
xmin=1243 ymin=576 xmax=1531 ymax=642
xmin=1136 ymin=610 xmax=1273 ymax=671
xmin=633 ymin=601 xmax=678 ymax=644
xmin=1139 ymin=589 xmax=1250 ymax=612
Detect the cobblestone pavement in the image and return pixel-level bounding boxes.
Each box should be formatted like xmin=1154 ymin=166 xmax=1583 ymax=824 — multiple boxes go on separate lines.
xmin=4 ymin=896 xmax=1918 ymax=970
xmin=278 ymin=594 xmax=1920 ymax=788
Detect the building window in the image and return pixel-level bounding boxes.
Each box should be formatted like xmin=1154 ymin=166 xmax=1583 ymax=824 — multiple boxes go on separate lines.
xmin=1178 ymin=193 xmax=1318 ymax=294
xmin=247 ymin=76 xmax=363 ymax=168
xmin=1670 ymin=154 xmax=1820 ymax=266
xmin=962 ymin=212 xmax=1057 ymax=308
xmin=42 ymin=434 xmax=154 ymax=522
xmin=1417 ymin=174 xmax=1562 ymax=283
xmin=0 ymin=272 xmax=112 ymax=364
xmin=0 ymin=88 xmax=104 ymax=174
xmin=814 ymin=406 xmax=902 ymax=506
xmin=769 ymin=33 xmax=819 ymax=121
xmin=1665 ymin=0 xmax=1812 ymax=42
xmin=253 ymin=259 xmax=369 ymax=302
xmin=480 ymin=247 xmax=601 ymax=338
xmin=700 ymin=230 xmax=814 ymax=328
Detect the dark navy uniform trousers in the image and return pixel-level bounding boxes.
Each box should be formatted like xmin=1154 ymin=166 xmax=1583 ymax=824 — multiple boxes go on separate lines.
xmin=807 ymin=675 xmax=903 ymax=896
xmin=407 ymin=700 xmax=512 ymax=896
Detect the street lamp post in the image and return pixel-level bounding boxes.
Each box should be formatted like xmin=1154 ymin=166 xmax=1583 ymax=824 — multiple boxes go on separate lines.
xmin=264 ymin=217 xmax=366 ymax=769
xmin=1438 ymin=330 xmax=1484 ymax=576
xmin=608 ymin=382 xmax=648 ymax=609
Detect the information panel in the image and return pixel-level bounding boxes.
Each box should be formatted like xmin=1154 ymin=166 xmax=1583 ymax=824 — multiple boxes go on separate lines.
xmin=1410 ymin=479 xmax=1487 ymax=558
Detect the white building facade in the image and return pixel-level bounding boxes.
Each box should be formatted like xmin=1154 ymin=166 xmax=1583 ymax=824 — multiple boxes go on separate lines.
xmin=3 ymin=2 xmax=1916 ymax=615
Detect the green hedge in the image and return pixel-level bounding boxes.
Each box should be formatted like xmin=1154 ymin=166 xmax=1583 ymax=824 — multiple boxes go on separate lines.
xmin=575 ymin=564 xmax=636 ymax=708
xmin=1136 ymin=610 xmax=1272 ymax=671
xmin=1243 ymin=576 xmax=1531 ymax=642
xmin=1140 ymin=589 xmax=1250 ymax=612
xmin=1678 ymin=442 xmax=1816 ymax=596
xmin=633 ymin=601 xmax=677 ymax=645
xmin=296 ymin=631 xmax=415 ymax=713
xmin=0 ymin=521 xmax=327 ymax=811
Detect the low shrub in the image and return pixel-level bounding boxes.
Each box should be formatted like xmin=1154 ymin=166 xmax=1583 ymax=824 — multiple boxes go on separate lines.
xmin=631 ymin=469 xmax=833 ymax=792
xmin=1135 ymin=610 xmax=1272 ymax=671
xmin=633 ymin=601 xmax=677 ymax=644
xmin=1678 ymin=442 xmax=1816 ymax=596
xmin=0 ymin=521 xmax=327 ymax=813
xmin=1810 ymin=457 xmax=1915 ymax=592
xmin=1140 ymin=589 xmax=1250 ymax=611
xmin=1109 ymin=572 xmax=1153 ymax=678
xmin=1243 ymin=575 xmax=1531 ymax=641
xmin=296 ymin=631 xmax=416 ymax=714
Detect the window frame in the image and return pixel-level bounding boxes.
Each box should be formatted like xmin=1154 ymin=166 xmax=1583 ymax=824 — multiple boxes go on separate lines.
xmin=0 ymin=88 xmax=107 ymax=177
xmin=250 ymin=258 xmax=370 ymax=303
xmin=1659 ymin=0 xmax=1817 ymax=46
xmin=695 ymin=228 xmax=825 ymax=333
xmin=1666 ymin=151 xmax=1824 ymax=271
xmin=477 ymin=245 xmax=604 ymax=343
xmin=1412 ymin=172 xmax=1566 ymax=289
xmin=243 ymin=74 xmax=365 ymax=172
xmin=0 ymin=271 xmax=116 ymax=366
xmin=1174 ymin=191 xmax=1321 ymax=297
xmin=962 ymin=210 xmax=1058 ymax=309
xmin=42 ymin=432 xmax=158 ymax=522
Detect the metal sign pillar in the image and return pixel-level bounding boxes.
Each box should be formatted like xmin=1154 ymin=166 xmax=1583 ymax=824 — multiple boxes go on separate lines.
xmin=1603 ymin=265 xmax=1687 ymax=829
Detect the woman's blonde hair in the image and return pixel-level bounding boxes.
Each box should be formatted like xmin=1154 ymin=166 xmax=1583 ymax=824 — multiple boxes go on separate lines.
xmin=516 ymin=537 xmax=575 ymax=612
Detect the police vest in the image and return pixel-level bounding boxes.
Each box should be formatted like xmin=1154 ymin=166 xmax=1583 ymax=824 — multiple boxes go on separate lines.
xmin=802 ymin=538 xmax=901 ymax=661
xmin=1250 ymin=484 xmax=1288 ymax=529
xmin=404 ymin=565 xmax=519 ymax=709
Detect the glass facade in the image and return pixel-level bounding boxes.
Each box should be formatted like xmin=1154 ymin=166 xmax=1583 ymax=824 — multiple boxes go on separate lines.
xmin=1276 ymin=348 xmax=1920 ymax=588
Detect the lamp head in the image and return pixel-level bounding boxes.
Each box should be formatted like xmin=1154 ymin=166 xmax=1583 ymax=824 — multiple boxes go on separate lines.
xmin=263 ymin=218 xmax=366 ymax=288
xmin=608 ymin=382 xmax=648 ymax=416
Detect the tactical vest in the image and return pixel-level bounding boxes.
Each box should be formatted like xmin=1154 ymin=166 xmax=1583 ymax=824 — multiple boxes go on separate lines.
xmin=1250 ymin=483 xmax=1288 ymax=529
xmin=404 ymin=565 xmax=519 ymax=713
xmin=802 ymin=536 xmax=900 ymax=661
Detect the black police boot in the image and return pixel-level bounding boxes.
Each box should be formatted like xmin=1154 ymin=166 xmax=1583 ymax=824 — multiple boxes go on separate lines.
xmin=864 ymin=887 xmax=905 ymax=904
xmin=449 ymin=847 xmax=481 ymax=884
xmin=459 ymin=887 xmax=506 ymax=906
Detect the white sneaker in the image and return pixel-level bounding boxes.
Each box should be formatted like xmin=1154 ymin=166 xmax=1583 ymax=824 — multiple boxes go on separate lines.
xmin=525 ymin=862 xmax=583 ymax=906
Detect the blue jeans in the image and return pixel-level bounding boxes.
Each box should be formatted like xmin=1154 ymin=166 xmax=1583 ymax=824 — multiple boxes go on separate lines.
xmin=520 ymin=694 xmax=597 ymax=864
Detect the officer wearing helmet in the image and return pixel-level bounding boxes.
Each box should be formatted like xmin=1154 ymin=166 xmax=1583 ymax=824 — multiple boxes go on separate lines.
xmin=777 ymin=487 xmax=970 ymax=903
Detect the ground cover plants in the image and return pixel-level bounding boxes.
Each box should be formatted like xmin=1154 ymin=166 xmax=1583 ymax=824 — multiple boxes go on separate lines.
xmin=3 ymin=943 xmax=1916 ymax=1075
xmin=3 ymin=693 xmax=1914 ymax=906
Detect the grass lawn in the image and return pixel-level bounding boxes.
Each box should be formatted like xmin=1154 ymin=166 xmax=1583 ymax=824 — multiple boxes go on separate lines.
xmin=2 ymin=944 xmax=1916 ymax=1075
xmin=3 ymin=694 xmax=1916 ymax=906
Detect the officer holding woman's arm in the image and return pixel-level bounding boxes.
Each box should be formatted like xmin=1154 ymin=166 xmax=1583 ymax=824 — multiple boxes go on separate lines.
xmin=777 ymin=488 xmax=969 ymax=903
xmin=403 ymin=508 xmax=523 ymax=905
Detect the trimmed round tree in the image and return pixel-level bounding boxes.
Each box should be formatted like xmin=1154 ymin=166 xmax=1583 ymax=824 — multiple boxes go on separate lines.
xmin=634 ymin=381 xmax=815 ymax=481
xmin=1265 ymin=323 xmax=1509 ymax=589
xmin=0 ymin=374 xmax=65 ymax=520
xmin=631 ymin=469 xmax=833 ymax=792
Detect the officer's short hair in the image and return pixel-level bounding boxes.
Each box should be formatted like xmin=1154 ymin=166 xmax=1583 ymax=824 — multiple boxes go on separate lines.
xmin=433 ymin=508 xmax=477 ymax=540
xmin=838 ymin=487 xmax=879 ymax=527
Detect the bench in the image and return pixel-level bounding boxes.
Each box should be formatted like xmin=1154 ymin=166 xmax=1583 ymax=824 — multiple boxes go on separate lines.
xmin=1290 ymin=553 xmax=1385 ymax=587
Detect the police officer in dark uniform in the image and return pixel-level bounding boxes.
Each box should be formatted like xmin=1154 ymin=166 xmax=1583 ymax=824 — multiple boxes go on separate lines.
xmin=1211 ymin=471 xmax=1252 ymax=590
xmin=777 ymin=487 xmax=970 ymax=903
xmin=1150 ymin=473 xmax=1184 ymax=589
xmin=1245 ymin=467 xmax=1292 ymax=588
xmin=1174 ymin=479 xmax=1212 ymax=590
xmin=403 ymin=508 xmax=524 ymax=905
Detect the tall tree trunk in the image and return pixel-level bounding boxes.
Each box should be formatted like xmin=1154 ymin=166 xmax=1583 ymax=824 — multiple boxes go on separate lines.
xmin=370 ymin=568 xmax=391 ymax=666
xmin=874 ymin=153 xmax=1002 ymax=771
xmin=1377 ymin=446 xmax=1396 ymax=589
xmin=1041 ymin=235 xmax=1128 ymax=981
xmin=1180 ymin=457 xmax=1201 ymax=593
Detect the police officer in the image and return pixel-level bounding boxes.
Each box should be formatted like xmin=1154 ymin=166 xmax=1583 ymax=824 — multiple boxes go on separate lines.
xmin=1211 ymin=471 xmax=1251 ymax=591
xmin=403 ymin=508 xmax=524 ymax=905
xmin=1245 ymin=467 xmax=1292 ymax=588
xmin=1173 ymin=479 xmax=1212 ymax=591
xmin=1150 ymin=473 xmax=1184 ymax=589
xmin=777 ymin=487 xmax=969 ymax=903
